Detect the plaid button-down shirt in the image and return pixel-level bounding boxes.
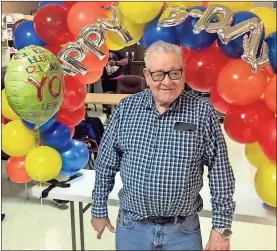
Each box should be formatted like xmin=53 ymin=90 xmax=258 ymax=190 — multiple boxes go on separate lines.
xmin=92 ymin=89 xmax=235 ymax=228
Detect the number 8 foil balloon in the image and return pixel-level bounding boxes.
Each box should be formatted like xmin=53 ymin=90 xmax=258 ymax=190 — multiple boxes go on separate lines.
xmin=4 ymin=45 xmax=64 ymax=126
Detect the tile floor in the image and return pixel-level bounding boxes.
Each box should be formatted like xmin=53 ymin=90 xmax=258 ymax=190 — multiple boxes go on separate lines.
xmin=1 ymin=104 xmax=276 ymax=250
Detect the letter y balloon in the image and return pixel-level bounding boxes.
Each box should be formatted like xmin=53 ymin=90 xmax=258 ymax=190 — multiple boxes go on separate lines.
xmin=4 ymin=45 xmax=64 ymax=127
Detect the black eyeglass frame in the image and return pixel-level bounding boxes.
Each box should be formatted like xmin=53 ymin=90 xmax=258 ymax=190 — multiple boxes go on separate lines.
xmin=148 ymin=68 xmax=183 ymax=82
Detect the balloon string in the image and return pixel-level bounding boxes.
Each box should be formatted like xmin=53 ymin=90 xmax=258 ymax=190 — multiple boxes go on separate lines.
xmin=34 ymin=128 xmax=40 ymax=147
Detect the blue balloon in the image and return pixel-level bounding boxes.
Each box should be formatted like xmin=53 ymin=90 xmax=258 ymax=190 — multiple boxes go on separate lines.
xmin=13 ymin=21 xmax=46 ymax=50
xmin=38 ymin=1 xmax=64 ymax=8
xmin=217 ymin=11 xmax=265 ymax=59
xmin=143 ymin=17 xmax=179 ymax=47
xmin=40 ymin=122 xmax=71 ymax=152
xmin=265 ymin=32 xmax=276 ymax=73
xmin=60 ymin=140 xmax=89 ymax=173
xmin=39 ymin=115 xmax=57 ymax=132
xmin=22 ymin=120 xmax=36 ymax=130
xmin=177 ymin=6 xmax=217 ymax=50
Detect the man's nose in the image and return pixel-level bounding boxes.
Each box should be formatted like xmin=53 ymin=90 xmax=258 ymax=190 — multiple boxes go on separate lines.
xmin=163 ymin=73 xmax=172 ymax=84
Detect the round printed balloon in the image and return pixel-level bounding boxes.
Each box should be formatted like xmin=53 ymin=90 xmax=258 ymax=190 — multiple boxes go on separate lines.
xmin=4 ymin=45 xmax=64 ymax=126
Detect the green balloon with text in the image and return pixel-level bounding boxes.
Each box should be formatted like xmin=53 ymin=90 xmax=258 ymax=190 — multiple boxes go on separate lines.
xmin=4 ymin=45 xmax=64 ymax=126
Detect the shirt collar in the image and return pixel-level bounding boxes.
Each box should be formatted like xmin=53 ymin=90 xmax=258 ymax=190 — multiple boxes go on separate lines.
xmin=144 ymin=89 xmax=185 ymax=112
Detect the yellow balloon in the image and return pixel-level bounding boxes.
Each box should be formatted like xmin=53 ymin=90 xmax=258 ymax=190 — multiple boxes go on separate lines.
xmin=250 ymin=7 xmax=276 ymax=37
xmin=25 ymin=146 xmax=62 ymax=182
xmin=208 ymin=2 xmax=253 ymax=12
xmin=254 ymin=163 xmax=276 ymax=208
xmin=105 ymin=7 xmax=145 ymax=47
xmin=166 ymin=1 xmax=201 ymax=8
xmin=2 ymin=89 xmax=19 ymax=121
xmin=245 ymin=142 xmax=272 ymax=169
xmin=119 ymin=1 xmax=163 ymax=24
xmin=2 ymin=120 xmax=35 ymax=157
xmin=105 ymin=36 xmax=125 ymax=51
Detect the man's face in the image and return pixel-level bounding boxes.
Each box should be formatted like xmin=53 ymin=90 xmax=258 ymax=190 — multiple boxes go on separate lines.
xmin=143 ymin=51 xmax=184 ymax=108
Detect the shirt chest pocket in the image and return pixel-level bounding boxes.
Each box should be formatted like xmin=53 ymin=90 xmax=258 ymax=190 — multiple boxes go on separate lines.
xmin=170 ymin=129 xmax=201 ymax=161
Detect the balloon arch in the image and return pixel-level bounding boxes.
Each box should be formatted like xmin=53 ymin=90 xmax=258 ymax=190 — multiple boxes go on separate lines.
xmin=2 ymin=1 xmax=276 ymax=208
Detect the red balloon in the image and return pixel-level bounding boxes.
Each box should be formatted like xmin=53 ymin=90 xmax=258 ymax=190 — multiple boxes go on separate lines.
xmin=34 ymin=4 xmax=74 ymax=45
xmin=68 ymin=126 xmax=75 ymax=138
xmin=62 ymin=1 xmax=78 ymax=8
xmin=210 ymin=87 xmax=231 ymax=114
xmin=75 ymin=68 xmax=104 ymax=85
xmin=6 ymin=156 xmax=32 ymax=183
xmin=44 ymin=44 xmax=62 ymax=57
xmin=96 ymin=1 xmax=113 ymax=9
xmin=258 ymin=118 xmax=276 ymax=162
xmin=264 ymin=75 xmax=276 ymax=114
xmin=185 ymin=46 xmax=229 ymax=92
xmin=56 ymin=105 xmax=85 ymax=127
xmin=217 ymin=59 xmax=267 ymax=105
xmin=67 ymin=2 xmax=107 ymax=36
xmin=61 ymin=76 xmax=86 ymax=110
xmin=181 ymin=47 xmax=192 ymax=67
xmin=224 ymin=99 xmax=275 ymax=144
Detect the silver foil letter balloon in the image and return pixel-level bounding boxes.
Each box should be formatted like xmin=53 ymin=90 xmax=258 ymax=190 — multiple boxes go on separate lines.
xmin=58 ymin=42 xmax=88 ymax=76
xmin=77 ymin=24 xmax=106 ymax=60
xmin=158 ymin=5 xmax=190 ymax=27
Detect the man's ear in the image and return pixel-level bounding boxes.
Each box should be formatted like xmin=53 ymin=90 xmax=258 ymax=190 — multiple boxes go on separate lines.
xmin=143 ymin=68 xmax=149 ymax=79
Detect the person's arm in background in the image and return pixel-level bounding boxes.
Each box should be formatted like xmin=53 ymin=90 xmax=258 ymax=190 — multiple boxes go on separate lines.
xmin=203 ymin=104 xmax=236 ymax=251
xmin=109 ymin=50 xmax=128 ymax=66
xmin=91 ymin=103 xmax=122 ymax=238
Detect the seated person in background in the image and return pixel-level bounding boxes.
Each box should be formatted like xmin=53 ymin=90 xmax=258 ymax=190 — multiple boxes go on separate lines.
xmin=91 ymin=40 xmax=235 ymax=250
xmin=101 ymin=50 xmax=129 ymax=120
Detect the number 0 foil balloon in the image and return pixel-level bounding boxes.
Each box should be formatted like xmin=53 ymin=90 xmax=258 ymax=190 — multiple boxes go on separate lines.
xmin=4 ymin=45 xmax=64 ymax=126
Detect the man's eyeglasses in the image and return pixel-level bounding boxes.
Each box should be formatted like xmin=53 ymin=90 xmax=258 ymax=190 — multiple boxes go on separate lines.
xmin=148 ymin=68 xmax=183 ymax=82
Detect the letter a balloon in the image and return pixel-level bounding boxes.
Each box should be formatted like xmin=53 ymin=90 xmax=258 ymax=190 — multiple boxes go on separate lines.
xmin=4 ymin=45 xmax=64 ymax=126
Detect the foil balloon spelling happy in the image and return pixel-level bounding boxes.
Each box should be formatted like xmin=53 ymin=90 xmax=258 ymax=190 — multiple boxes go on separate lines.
xmin=4 ymin=45 xmax=64 ymax=126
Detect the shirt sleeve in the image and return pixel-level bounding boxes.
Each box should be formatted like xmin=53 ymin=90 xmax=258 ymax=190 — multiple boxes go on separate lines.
xmin=203 ymin=104 xmax=236 ymax=228
xmin=91 ymin=103 xmax=122 ymax=218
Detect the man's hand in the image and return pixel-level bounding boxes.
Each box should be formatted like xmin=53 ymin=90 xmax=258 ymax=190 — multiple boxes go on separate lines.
xmin=108 ymin=60 xmax=116 ymax=66
xmin=91 ymin=217 xmax=115 ymax=239
xmin=204 ymin=229 xmax=230 ymax=250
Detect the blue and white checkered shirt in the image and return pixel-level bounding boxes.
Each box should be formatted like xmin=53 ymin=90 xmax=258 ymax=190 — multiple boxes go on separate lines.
xmin=92 ymin=89 xmax=235 ymax=228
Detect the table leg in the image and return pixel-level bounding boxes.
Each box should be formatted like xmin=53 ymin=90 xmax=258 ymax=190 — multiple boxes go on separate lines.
xmin=70 ymin=202 xmax=77 ymax=251
xmin=79 ymin=202 xmax=85 ymax=250
xmin=24 ymin=183 xmax=29 ymax=200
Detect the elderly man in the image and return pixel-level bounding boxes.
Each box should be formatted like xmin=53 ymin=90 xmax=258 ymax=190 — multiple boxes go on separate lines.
xmin=91 ymin=40 xmax=235 ymax=251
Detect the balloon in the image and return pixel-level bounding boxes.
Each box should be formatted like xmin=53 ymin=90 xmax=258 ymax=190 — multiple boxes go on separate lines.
xmin=13 ymin=21 xmax=46 ymax=50
xmin=25 ymin=146 xmax=62 ymax=182
xmin=60 ymin=139 xmax=89 ymax=173
xmin=67 ymin=2 xmax=107 ymax=36
xmin=2 ymin=120 xmax=36 ymax=157
xmin=97 ymin=1 xmax=113 ymax=9
xmin=22 ymin=119 xmax=36 ymax=130
xmin=177 ymin=6 xmax=218 ymax=50
xmin=118 ymin=2 xmax=163 ymax=24
xmin=75 ymin=68 xmax=103 ymax=85
xmin=165 ymin=2 xmax=205 ymax=8
xmin=258 ymin=118 xmax=276 ymax=163
xmin=245 ymin=142 xmax=272 ymax=169
xmin=208 ymin=1 xmax=253 ymax=12
xmin=38 ymin=1 xmax=64 ymax=8
xmin=265 ymin=32 xmax=276 ymax=73
xmin=250 ymin=7 xmax=276 ymax=37
xmin=143 ymin=16 xmax=179 ymax=47
xmin=181 ymin=47 xmax=192 ymax=67
xmin=224 ymin=100 xmax=275 ymax=144
xmin=264 ymin=75 xmax=276 ymax=114
xmin=254 ymin=162 xmax=276 ymax=208
xmin=105 ymin=36 xmax=125 ymax=51
xmin=185 ymin=46 xmax=229 ymax=92
xmin=105 ymin=7 xmax=145 ymax=47
xmin=217 ymin=11 xmax=265 ymax=59
xmin=1 ymin=89 xmax=19 ymax=121
xmin=5 ymin=156 xmax=32 ymax=183
xmin=44 ymin=44 xmax=62 ymax=58
xmin=68 ymin=126 xmax=75 ymax=138
xmin=210 ymin=87 xmax=231 ymax=114
xmin=40 ymin=122 xmax=71 ymax=152
xmin=217 ymin=59 xmax=267 ymax=105
xmin=39 ymin=115 xmax=57 ymax=132
xmin=34 ymin=4 xmax=74 ymax=45
xmin=61 ymin=76 xmax=86 ymax=111
xmin=62 ymin=1 xmax=78 ymax=9
xmin=56 ymin=105 xmax=85 ymax=127
xmin=4 ymin=46 xmax=64 ymax=125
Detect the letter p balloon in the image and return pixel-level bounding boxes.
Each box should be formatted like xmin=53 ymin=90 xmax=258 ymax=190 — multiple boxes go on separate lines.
xmin=4 ymin=45 xmax=64 ymax=126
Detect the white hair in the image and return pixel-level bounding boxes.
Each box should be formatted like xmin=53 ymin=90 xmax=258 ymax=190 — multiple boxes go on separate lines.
xmin=144 ymin=40 xmax=182 ymax=68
